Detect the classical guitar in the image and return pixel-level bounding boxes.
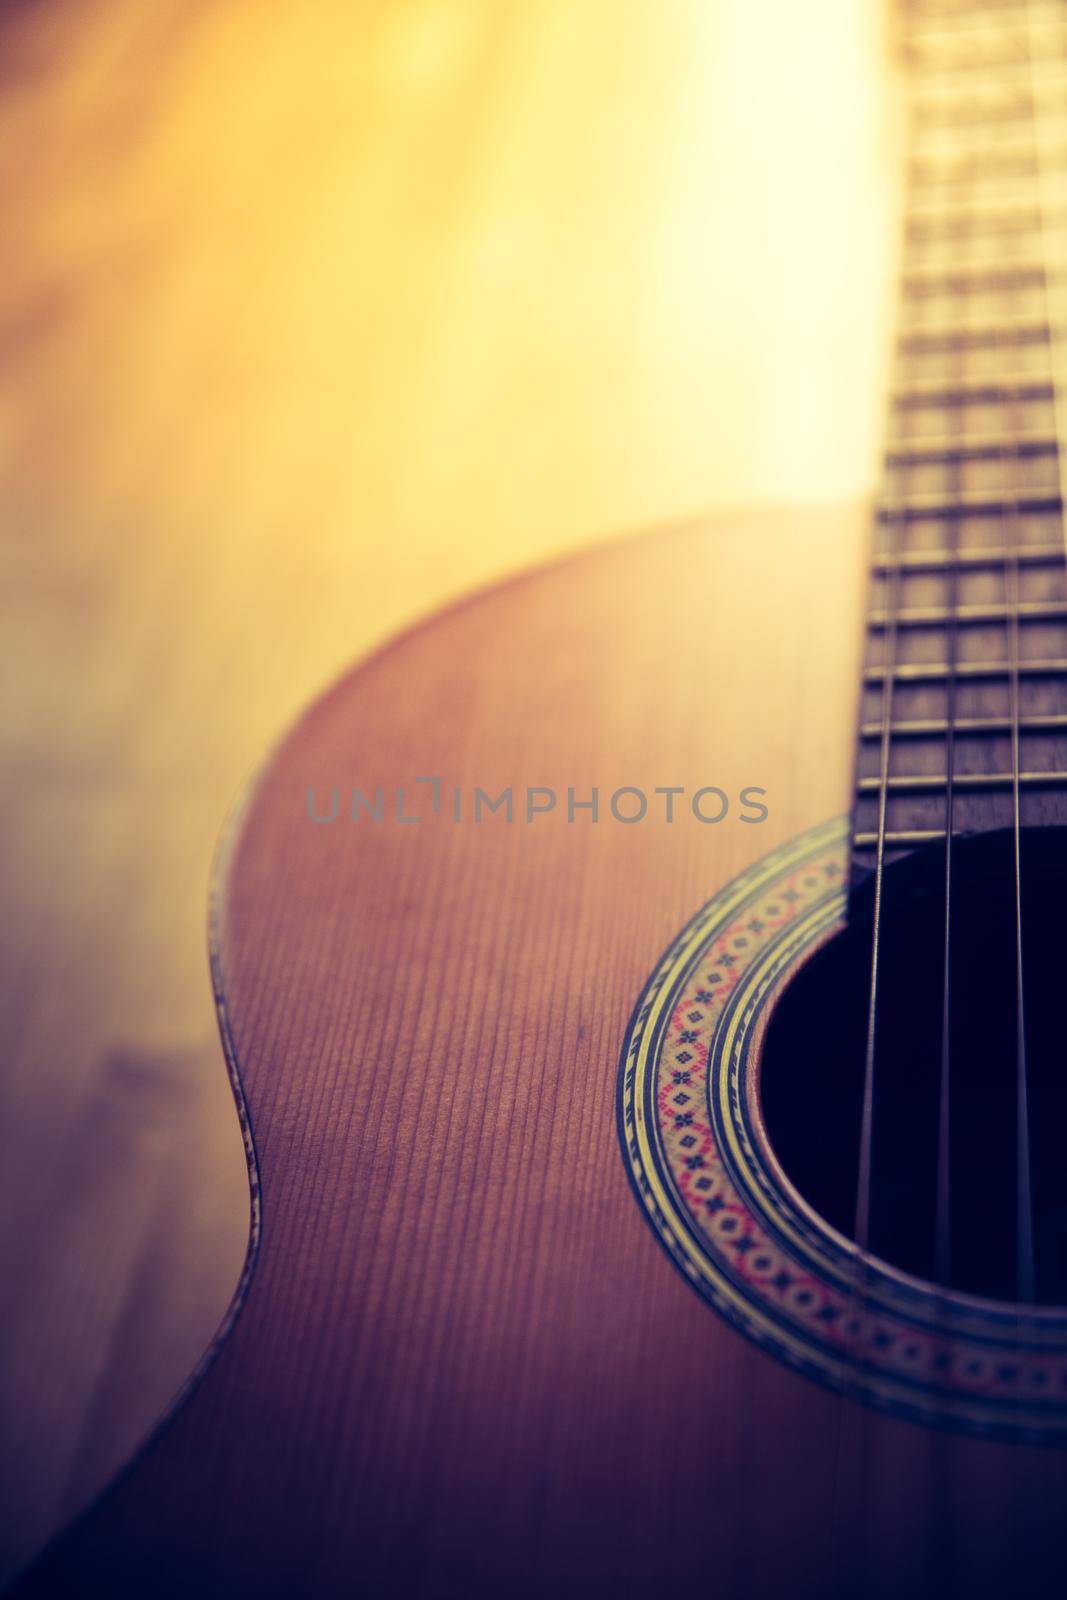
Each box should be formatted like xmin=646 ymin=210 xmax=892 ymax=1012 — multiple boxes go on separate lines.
xmin=11 ymin=2 xmax=1067 ymax=1596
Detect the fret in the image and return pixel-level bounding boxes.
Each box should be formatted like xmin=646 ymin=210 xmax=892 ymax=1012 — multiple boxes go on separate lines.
xmin=886 ymin=437 xmax=1059 ymax=465
xmin=909 ymin=57 xmax=1067 ymax=87
xmin=898 ymin=318 xmax=1051 ymax=351
xmin=910 ymin=150 xmax=1063 ymax=188
xmin=893 ymin=377 xmax=1056 ymax=407
xmin=913 ymin=4 xmax=1066 ymax=22
xmin=907 ymin=7 xmax=1066 ymax=41
xmin=872 ymin=546 xmax=1065 ymax=574
xmin=906 ymin=182 xmax=1067 ymax=218
xmin=857 ymin=772 xmax=1067 ymax=795
xmin=906 ymin=206 xmax=1061 ymax=239
xmin=869 ymin=600 xmax=1067 ymax=627
xmin=907 ymin=182 xmax=1067 ymax=218
xmin=878 ymin=490 xmax=1064 ymax=520
xmin=897 ymin=353 xmax=1055 ymax=389
xmin=902 ymin=262 xmax=1060 ymax=295
xmin=864 ymin=660 xmax=1067 ymax=685
xmin=854 ymin=830 xmax=946 ymax=848
xmin=907 ymin=44 xmax=1067 ymax=79
xmin=908 ymin=1 xmax=1063 ymax=32
xmin=889 ymin=426 xmax=1058 ymax=452
xmin=911 ymin=90 xmax=1067 ymax=131
xmin=895 ymin=377 xmax=1062 ymax=409
xmin=911 ymin=109 xmax=1067 ymax=138
xmin=908 ymin=46 xmax=1067 ymax=80
xmin=860 ymin=714 xmax=1067 ymax=739
xmin=913 ymin=86 xmax=1067 ymax=115
xmin=897 ymin=357 xmax=1055 ymax=392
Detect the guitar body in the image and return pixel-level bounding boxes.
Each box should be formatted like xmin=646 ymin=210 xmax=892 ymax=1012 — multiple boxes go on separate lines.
xmin=14 ymin=506 xmax=1067 ymax=1598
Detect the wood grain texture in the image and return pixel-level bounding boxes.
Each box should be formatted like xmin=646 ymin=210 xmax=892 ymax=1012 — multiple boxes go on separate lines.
xmin=12 ymin=506 xmax=1067 ymax=1599
xmin=0 ymin=1 xmax=898 ymax=1574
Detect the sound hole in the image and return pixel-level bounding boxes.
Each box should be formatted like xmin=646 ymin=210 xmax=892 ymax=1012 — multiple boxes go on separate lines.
xmin=760 ymin=828 xmax=1067 ymax=1305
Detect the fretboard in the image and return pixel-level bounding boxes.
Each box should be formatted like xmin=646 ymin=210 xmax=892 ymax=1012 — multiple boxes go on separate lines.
xmin=851 ymin=0 xmax=1067 ymax=886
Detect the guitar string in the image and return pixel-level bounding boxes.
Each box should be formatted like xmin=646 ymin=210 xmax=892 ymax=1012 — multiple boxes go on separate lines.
xmin=831 ymin=3 xmax=1017 ymax=1574
xmin=1008 ymin=0 xmax=1067 ymax=1550
xmin=934 ymin=329 xmax=960 ymax=1296
xmin=882 ymin=0 xmax=1052 ymax=1314
xmin=836 ymin=5 xmax=1066 ymax=1576
xmin=852 ymin=529 xmax=897 ymax=1271
xmin=888 ymin=12 xmax=1031 ymax=1578
xmin=834 ymin=5 xmax=949 ymax=1533
xmin=830 ymin=520 xmax=894 ymax=1589
xmin=844 ymin=0 xmax=1050 ymax=1505
xmin=1021 ymin=0 xmax=1067 ymax=1313
xmin=830 ymin=343 xmax=904 ymax=1583
xmin=930 ymin=117 xmax=973 ymax=1584
xmin=912 ymin=7 xmax=957 ymax=1311
xmin=1005 ymin=301 xmax=1036 ymax=1316
xmin=1011 ymin=0 xmax=1041 ymax=1311
xmin=1005 ymin=0 xmax=1046 ymax=1563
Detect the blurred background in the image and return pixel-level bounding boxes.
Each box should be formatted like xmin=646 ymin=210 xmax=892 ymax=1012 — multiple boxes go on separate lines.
xmin=0 ymin=0 xmax=899 ymax=1580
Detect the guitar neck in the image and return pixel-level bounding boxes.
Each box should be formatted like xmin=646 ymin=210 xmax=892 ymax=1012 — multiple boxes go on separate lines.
xmin=850 ymin=0 xmax=1067 ymax=887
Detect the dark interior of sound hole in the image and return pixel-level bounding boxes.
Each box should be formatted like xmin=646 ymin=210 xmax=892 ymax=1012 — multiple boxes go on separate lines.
xmin=760 ymin=828 xmax=1067 ymax=1305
